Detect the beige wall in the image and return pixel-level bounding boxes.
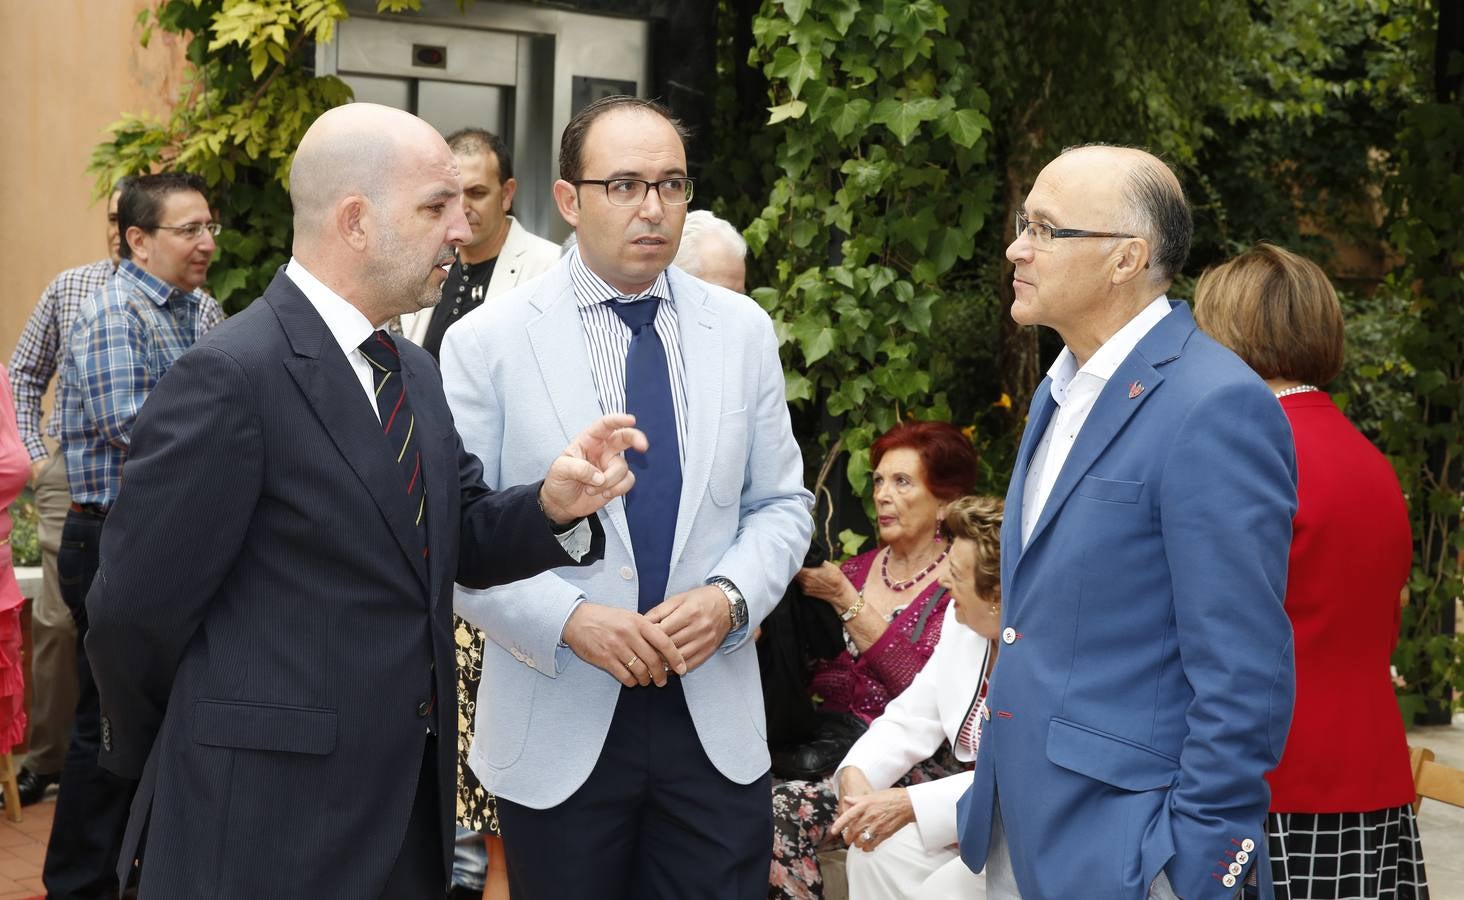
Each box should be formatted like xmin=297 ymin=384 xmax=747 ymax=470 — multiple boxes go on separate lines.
xmin=0 ymin=0 xmax=187 ymax=368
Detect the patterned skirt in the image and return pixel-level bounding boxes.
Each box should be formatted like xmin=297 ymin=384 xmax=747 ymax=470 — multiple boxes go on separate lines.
xmin=454 ymin=616 xmax=500 ymax=836
xmin=1267 ymin=805 xmax=1429 ymax=899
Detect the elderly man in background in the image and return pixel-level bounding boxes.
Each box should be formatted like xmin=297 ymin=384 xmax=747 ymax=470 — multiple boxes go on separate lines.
xmin=671 ymin=209 xmax=748 ymax=294
xmin=44 ymin=171 xmax=224 ymax=900
xmin=5 ymin=177 xmax=131 ymax=810
xmin=956 ymin=145 xmax=1297 ymax=900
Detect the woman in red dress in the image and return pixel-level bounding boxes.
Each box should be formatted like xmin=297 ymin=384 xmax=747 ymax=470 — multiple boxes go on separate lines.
xmin=0 ymin=366 xmax=32 ymax=754
xmin=1195 ymin=243 xmax=1427 ymax=900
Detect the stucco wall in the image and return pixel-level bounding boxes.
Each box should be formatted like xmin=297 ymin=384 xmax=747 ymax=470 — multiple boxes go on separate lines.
xmin=0 ymin=0 xmax=187 ymax=383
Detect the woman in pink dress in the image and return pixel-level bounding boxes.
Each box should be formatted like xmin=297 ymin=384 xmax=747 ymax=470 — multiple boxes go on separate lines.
xmin=0 ymin=366 xmax=31 ymax=752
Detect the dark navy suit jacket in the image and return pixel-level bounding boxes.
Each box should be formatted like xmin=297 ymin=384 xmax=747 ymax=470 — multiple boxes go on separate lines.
xmin=957 ymin=302 xmax=1298 ymax=899
xmin=85 ymin=270 xmax=602 ymax=898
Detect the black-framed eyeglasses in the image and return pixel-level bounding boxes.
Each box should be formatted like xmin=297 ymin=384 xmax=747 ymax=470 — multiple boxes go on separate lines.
xmin=144 ymin=222 xmax=222 ymax=240
xmin=1014 ymin=212 xmax=1134 ymax=248
xmin=572 ymin=177 xmax=695 ymax=207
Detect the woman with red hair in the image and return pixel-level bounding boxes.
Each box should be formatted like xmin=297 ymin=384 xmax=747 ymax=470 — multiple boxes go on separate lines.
xmin=769 ymin=420 xmax=978 ymax=900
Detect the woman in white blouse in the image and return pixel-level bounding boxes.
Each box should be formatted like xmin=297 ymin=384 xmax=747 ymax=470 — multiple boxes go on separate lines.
xmin=831 ymin=495 xmax=1003 ymax=899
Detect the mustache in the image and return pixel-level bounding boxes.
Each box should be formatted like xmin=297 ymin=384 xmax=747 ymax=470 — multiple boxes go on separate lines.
xmin=436 ymin=248 xmax=458 ymax=267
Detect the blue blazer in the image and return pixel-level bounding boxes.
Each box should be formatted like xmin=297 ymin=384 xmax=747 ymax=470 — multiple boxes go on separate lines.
xmin=956 ymin=302 xmax=1297 ymax=899
xmin=440 ymin=259 xmax=813 ymax=808
xmin=85 ymin=272 xmax=601 ymax=898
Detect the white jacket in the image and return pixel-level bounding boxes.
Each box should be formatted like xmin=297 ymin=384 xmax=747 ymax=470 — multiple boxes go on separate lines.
xmin=837 ymin=604 xmax=994 ymax=851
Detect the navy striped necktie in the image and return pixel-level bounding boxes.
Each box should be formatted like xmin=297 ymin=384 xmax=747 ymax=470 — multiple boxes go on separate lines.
xmin=607 ymin=298 xmax=681 ymax=612
xmin=358 ymin=330 xmax=428 ymax=557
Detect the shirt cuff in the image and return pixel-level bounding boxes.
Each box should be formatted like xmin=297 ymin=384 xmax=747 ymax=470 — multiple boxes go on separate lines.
xmin=555 ymin=596 xmax=587 ymax=674
xmin=554 ymin=517 xmax=593 ymax=562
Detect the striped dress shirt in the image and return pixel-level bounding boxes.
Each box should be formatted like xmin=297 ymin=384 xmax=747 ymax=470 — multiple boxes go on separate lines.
xmin=7 ymin=259 xmax=118 ymax=460
xmin=58 ymin=259 xmax=225 ymax=506
xmin=569 ymin=248 xmax=689 ymax=463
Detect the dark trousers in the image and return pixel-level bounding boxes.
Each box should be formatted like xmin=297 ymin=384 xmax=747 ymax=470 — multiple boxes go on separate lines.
xmin=497 ymin=678 xmax=773 ymax=900
xmin=379 ymin=735 xmax=446 ymax=899
xmin=44 ymin=508 xmax=138 ymax=900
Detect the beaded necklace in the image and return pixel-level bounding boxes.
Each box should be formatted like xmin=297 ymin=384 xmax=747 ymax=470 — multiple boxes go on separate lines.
xmin=880 ymin=543 xmax=950 ymax=592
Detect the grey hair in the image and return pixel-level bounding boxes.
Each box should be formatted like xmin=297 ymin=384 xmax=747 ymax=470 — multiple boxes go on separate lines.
xmin=673 ymin=210 xmax=747 ymax=275
xmin=1060 ymin=143 xmax=1192 ymax=285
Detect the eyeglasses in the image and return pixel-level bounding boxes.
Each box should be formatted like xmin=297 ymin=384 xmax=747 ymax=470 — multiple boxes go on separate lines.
xmin=1014 ymin=212 xmax=1134 ymax=248
xmin=146 ymin=222 xmax=222 ymax=240
xmin=572 ymin=177 xmax=695 ymax=207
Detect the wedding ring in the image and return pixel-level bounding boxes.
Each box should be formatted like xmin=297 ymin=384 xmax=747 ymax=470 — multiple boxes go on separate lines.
xmin=860 ymin=828 xmax=873 ymax=843
xmin=625 ymin=656 xmax=641 ymax=669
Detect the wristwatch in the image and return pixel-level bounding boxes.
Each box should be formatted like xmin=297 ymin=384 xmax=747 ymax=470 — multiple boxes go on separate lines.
xmin=709 ymin=576 xmax=748 ymax=631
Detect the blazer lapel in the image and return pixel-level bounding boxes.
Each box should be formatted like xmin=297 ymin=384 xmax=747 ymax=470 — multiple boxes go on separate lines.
xmin=525 ymin=270 xmax=636 ymax=554
xmin=666 ymin=273 xmax=720 ymax=573
xmin=1017 ymin=303 xmax=1194 ymax=558
xmin=1004 ymin=380 xmax=1056 ymax=578
xmin=402 ymin=354 xmax=453 ymax=606
xmin=269 ymin=273 xmax=431 ymax=595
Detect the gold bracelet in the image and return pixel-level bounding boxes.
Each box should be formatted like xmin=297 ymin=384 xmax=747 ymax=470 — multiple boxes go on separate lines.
xmin=839 ymin=591 xmax=866 ymax=623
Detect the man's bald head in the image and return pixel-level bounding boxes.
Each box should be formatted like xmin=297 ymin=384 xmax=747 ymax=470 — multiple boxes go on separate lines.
xmin=1055 ymin=145 xmax=1191 ymax=286
xmin=290 ymin=104 xmax=442 ymax=246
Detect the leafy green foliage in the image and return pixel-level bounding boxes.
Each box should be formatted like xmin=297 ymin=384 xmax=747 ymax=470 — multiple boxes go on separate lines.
xmin=89 ymin=0 xmax=433 ymax=313
xmin=748 ymin=0 xmax=992 ymax=517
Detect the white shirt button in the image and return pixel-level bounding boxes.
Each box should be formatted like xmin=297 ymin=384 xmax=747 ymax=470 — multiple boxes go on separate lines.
xmin=1002 ymin=627 xmax=1017 ymax=644
xmin=1222 ymin=874 xmax=1236 ymax=888
xmin=1241 ymin=838 xmax=1255 ymax=853
xmin=1235 ymin=850 xmax=1249 ymax=865
xmin=620 ymin=566 xmax=634 ymax=580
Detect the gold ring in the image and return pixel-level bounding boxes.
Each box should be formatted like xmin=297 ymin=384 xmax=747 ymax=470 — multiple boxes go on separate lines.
xmin=625 ymin=656 xmax=641 ymax=669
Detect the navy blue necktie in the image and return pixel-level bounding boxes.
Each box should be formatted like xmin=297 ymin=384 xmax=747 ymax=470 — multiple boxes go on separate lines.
xmin=608 ymin=298 xmax=682 ymax=612
xmin=358 ymin=330 xmax=428 ymax=556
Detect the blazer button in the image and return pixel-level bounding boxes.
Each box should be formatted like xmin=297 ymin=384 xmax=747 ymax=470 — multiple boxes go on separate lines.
xmin=1228 ymin=862 xmax=1242 ymax=876
xmin=1001 ymin=626 xmax=1016 ymax=645
xmin=1241 ymin=838 xmax=1255 ymax=853
xmin=1234 ymin=850 xmax=1249 ymax=865
xmin=1222 ymin=874 xmax=1236 ymax=888
xmin=101 ymin=716 xmax=113 ymax=752
xmin=416 ymin=700 xmax=431 ymax=718
xmin=620 ymin=566 xmax=634 ymax=580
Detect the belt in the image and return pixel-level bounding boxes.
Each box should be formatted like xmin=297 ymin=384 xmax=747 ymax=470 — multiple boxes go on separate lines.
xmin=69 ymin=502 xmax=110 ymax=518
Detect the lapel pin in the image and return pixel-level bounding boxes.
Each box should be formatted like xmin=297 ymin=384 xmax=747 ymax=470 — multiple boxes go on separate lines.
xmin=1128 ymin=380 xmax=1145 ymax=399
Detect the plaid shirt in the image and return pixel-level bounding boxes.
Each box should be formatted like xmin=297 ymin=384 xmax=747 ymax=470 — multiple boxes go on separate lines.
xmin=7 ymin=259 xmax=117 ymax=460
xmin=59 ymin=259 xmax=224 ymax=506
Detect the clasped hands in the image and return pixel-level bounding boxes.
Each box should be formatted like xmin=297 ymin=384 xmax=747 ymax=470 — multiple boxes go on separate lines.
xmin=563 ymin=585 xmax=735 ymax=688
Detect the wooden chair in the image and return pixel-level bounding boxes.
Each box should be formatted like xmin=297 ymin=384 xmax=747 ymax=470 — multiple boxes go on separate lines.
xmin=1409 ymin=744 xmax=1464 ymax=812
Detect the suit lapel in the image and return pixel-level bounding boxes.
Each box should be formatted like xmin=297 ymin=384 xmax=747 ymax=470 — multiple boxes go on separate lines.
xmin=269 ymin=273 xmax=431 ymax=595
xmin=525 ymin=271 xmax=636 ymax=554
xmin=1004 ymin=380 xmax=1056 ymax=578
xmin=1016 ymin=303 xmax=1194 ymax=560
xmin=402 ymin=354 xmax=454 ymax=606
xmin=667 ymin=273 xmax=720 ymax=572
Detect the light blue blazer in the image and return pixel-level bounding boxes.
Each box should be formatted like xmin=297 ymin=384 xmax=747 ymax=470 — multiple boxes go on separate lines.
xmin=440 ymin=258 xmax=813 ymax=809
xmin=956 ymin=302 xmax=1298 ymax=899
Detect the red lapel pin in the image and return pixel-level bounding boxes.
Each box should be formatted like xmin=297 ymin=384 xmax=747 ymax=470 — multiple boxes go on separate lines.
xmin=1128 ymin=380 xmax=1145 ymax=399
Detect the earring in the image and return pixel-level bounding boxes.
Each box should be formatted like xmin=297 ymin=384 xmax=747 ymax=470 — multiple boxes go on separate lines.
xmin=989 ymin=600 xmax=1000 ymax=616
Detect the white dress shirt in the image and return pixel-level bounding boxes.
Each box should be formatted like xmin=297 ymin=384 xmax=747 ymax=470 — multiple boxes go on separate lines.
xmin=1021 ymin=295 xmax=1172 ymax=547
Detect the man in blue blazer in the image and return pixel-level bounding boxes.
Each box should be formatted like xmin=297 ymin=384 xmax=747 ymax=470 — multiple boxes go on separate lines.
xmin=955 ymin=145 xmax=1298 ymax=899
xmin=440 ymin=96 xmax=813 ymax=899
xmin=84 ymin=103 xmax=646 ymax=899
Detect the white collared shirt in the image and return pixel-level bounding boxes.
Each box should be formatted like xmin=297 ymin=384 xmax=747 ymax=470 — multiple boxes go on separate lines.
xmin=1021 ymin=294 xmax=1172 ymax=547
xmin=285 ymin=258 xmax=382 ymax=422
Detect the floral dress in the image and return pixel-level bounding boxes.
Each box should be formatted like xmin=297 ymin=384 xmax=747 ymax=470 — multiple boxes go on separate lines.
xmin=454 ymin=616 xmax=500 ymax=835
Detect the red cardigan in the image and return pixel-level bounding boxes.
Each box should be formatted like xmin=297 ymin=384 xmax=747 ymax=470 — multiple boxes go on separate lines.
xmin=1266 ymin=391 xmax=1415 ymax=812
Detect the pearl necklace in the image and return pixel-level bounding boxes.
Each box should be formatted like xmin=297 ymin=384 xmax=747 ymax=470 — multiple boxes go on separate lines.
xmin=880 ymin=543 xmax=950 ymax=592
xmin=1274 ymin=384 xmax=1319 ymax=399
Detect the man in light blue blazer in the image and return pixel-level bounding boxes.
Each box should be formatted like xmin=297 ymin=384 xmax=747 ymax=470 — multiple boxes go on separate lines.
xmin=440 ymin=95 xmax=813 ymax=900
xmin=955 ymin=145 xmax=1298 ymax=900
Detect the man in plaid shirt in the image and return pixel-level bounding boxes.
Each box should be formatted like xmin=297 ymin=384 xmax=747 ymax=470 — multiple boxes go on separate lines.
xmin=45 ymin=172 xmax=223 ymax=900
xmin=6 ymin=178 xmax=132 ymax=811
